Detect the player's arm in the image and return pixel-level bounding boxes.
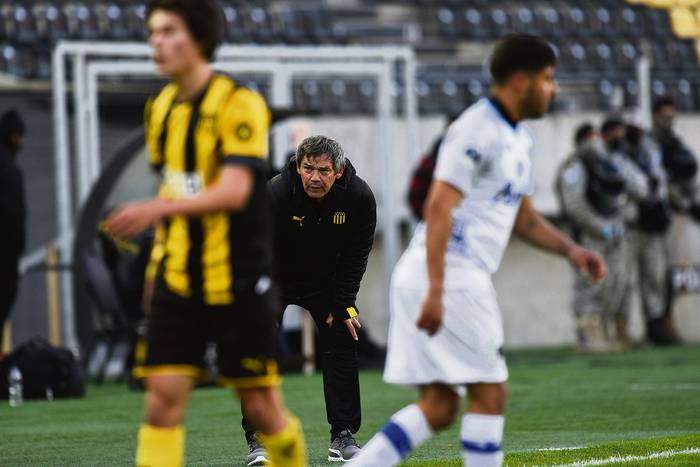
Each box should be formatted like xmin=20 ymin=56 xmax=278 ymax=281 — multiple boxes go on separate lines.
xmin=417 ymin=180 xmax=463 ymax=336
xmin=104 ymin=166 xmax=254 ymax=240
xmin=514 ymin=196 xmax=607 ymax=282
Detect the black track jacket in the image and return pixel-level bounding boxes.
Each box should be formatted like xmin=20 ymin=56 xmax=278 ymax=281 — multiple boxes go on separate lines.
xmin=269 ymin=158 xmax=376 ymax=321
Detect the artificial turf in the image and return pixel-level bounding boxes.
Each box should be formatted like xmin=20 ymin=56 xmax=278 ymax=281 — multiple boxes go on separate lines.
xmin=1 ymin=344 xmax=698 ymax=466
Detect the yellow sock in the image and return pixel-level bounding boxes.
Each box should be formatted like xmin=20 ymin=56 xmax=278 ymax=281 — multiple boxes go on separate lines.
xmin=135 ymin=424 xmax=185 ymax=467
xmin=259 ymin=415 xmax=307 ymax=467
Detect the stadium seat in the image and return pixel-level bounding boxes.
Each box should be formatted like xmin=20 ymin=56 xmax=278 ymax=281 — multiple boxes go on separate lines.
xmin=586 ymin=6 xmax=607 ymax=36
xmin=124 ymin=3 xmax=147 ymax=40
xmin=637 ymin=0 xmax=674 ymax=7
xmin=33 ymin=2 xmax=69 ymax=43
xmin=63 ymin=2 xmax=99 ymax=40
xmin=612 ymin=39 xmax=640 ymax=71
xmin=561 ymin=5 xmax=590 ymax=36
xmin=415 ymin=79 xmax=432 ymax=114
xmin=534 ymin=5 xmax=563 ymax=36
xmin=669 ymin=6 xmax=699 ymax=38
xmin=462 ymin=6 xmax=491 ymax=39
xmin=0 ymin=43 xmax=12 ymax=75
xmin=6 ymin=43 xmax=38 ymax=79
xmin=651 ymin=39 xmax=697 ymax=71
xmin=300 ymin=9 xmax=333 ymax=43
xmin=642 ymin=6 xmax=673 ymax=37
xmin=488 ymin=6 xmax=512 ymax=35
xmin=94 ymin=3 xmax=130 ymax=40
xmin=591 ymin=40 xmax=615 ymax=71
xmin=293 ymin=78 xmax=322 ymax=112
xmin=275 ymin=8 xmax=307 ymax=44
xmin=672 ymin=78 xmax=696 ymax=110
xmin=559 ymin=40 xmax=589 ymax=72
xmin=509 ymin=6 xmax=536 ymax=34
xmin=466 ymin=78 xmax=486 ymax=105
xmin=596 ymin=79 xmax=618 ymax=111
xmin=424 ymin=80 xmax=447 ymax=115
xmin=1 ymin=4 xmax=39 ymax=45
xmin=356 ymin=79 xmax=377 ymax=114
xmin=652 ymin=78 xmax=669 ymax=100
xmin=222 ymin=5 xmax=249 ymax=43
xmin=435 ymin=7 xmax=459 ymax=38
xmin=245 ymin=6 xmax=276 ymax=44
xmin=624 ymin=78 xmax=640 ymax=107
xmin=323 ymin=78 xmax=350 ymax=113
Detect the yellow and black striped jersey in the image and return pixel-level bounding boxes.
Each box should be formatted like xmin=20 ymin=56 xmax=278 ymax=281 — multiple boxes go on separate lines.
xmin=144 ymin=74 xmax=273 ymax=305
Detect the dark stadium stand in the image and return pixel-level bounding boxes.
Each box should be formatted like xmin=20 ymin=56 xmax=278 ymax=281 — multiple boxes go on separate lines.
xmin=1 ymin=0 xmax=699 ymax=113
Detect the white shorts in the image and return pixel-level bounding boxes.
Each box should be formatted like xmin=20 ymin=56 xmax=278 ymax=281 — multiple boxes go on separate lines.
xmin=383 ymin=248 xmax=508 ymax=392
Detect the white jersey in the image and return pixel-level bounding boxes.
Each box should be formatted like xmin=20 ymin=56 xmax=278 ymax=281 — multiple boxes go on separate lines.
xmin=384 ymin=97 xmax=536 ymax=387
xmin=408 ymin=97 xmax=536 ymax=274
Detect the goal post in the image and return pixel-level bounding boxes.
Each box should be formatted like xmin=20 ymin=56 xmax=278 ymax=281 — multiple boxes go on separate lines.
xmin=52 ymin=41 xmax=419 ymax=354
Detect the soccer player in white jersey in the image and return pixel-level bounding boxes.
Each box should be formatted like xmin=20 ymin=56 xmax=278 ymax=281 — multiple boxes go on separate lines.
xmin=350 ymin=35 xmax=607 ymax=467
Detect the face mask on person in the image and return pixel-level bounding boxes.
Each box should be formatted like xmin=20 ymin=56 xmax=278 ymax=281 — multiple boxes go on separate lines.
xmin=605 ymin=138 xmax=625 ymax=153
xmin=653 ymin=115 xmax=674 ymax=133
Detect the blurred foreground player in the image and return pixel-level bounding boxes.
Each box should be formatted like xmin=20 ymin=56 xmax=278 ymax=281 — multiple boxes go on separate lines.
xmin=351 ymin=35 xmax=606 ymax=467
xmin=104 ymin=1 xmax=306 ymax=465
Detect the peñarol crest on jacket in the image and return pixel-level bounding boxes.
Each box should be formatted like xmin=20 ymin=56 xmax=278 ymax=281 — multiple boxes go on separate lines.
xmin=333 ymin=211 xmax=347 ymax=225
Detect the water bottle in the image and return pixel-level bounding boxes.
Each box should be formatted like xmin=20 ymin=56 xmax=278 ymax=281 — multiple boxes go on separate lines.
xmin=8 ymin=366 xmax=24 ymax=407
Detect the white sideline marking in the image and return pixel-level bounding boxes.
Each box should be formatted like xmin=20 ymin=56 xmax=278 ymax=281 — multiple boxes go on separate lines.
xmin=554 ymin=447 xmax=700 ymax=466
xmin=538 ymin=446 xmax=585 ymax=452
xmin=628 ymin=383 xmax=700 ymax=391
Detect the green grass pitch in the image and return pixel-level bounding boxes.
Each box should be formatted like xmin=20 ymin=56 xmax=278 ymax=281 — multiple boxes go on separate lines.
xmin=1 ymin=345 xmax=699 ymax=466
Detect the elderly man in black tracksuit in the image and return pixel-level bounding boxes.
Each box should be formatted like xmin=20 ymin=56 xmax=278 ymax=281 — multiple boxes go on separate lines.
xmin=242 ymin=135 xmax=376 ymax=465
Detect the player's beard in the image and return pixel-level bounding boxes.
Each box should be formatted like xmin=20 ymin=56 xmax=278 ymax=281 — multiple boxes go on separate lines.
xmin=521 ymin=84 xmax=551 ymax=120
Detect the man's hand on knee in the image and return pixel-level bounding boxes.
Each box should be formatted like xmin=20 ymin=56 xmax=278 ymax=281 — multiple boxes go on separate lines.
xmin=325 ymin=313 xmax=361 ymax=341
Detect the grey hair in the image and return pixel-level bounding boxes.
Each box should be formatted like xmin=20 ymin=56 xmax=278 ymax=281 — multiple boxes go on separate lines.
xmin=294 ymin=135 xmax=346 ymax=172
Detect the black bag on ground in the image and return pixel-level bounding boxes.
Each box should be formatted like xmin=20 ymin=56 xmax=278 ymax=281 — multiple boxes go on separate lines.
xmin=0 ymin=337 xmax=85 ymax=399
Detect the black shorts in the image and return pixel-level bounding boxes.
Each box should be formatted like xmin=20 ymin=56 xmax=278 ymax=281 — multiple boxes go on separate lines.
xmin=133 ymin=278 xmax=281 ymax=389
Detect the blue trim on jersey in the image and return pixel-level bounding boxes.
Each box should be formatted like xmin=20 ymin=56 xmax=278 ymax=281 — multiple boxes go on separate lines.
xmin=462 ymin=439 xmax=502 ymax=453
xmin=487 ymin=96 xmax=518 ymax=130
xmin=381 ymin=421 xmax=412 ymax=459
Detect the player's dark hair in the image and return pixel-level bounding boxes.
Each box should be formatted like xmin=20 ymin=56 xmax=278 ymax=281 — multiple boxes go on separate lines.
xmin=600 ymin=117 xmax=624 ymax=136
xmin=574 ymin=123 xmax=594 ymax=146
xmin=146 ymin=0 xmax=224 ymax=61
xmin=652 ymin=96 xmax=676 ymax=114
xmin=295 ymin=135 xmax=346 ymax=172
xmin=490 ymin=34 xmax=558 ymax=85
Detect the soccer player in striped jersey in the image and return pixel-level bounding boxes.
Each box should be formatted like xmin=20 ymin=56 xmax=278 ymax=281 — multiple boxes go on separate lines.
xmin=105 ymin=1 xmax=306 ymax=465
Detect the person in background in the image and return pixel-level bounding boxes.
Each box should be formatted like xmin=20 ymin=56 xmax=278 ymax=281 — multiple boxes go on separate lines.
xmin=556 ymin=121 xmax=637 ymax=351
xmin=0 ymin=109 xmax=26 ymax=357
xmin=651 ymin=96 xmax=700 ymax=220
xmin=621 ymin=116 xmax=681 ymax=346
xmin=407 ymin=114 xmax=459 ymax=221
xmin=242 ymin=135 xmax=376 ymax=464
